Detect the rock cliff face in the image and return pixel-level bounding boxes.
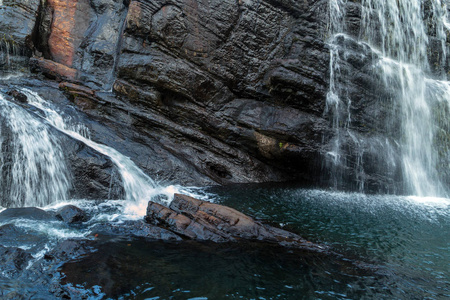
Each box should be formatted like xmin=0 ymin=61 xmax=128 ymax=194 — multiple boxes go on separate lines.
xmin=0 ymin=0 xmax=417 ymax=192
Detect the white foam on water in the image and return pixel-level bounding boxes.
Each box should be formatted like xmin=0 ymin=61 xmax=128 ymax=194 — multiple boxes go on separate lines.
xmin=11 ymin=219 xmax=88 ymax=240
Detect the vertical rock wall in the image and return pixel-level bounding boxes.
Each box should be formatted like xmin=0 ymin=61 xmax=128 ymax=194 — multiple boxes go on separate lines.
xmin=2 ymin=0 xmax=436 ymax=193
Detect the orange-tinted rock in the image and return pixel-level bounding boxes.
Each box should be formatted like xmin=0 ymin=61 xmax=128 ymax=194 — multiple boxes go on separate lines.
xmin=30 ymin=57 xmax=79 ymax=82
xmin=46 ymin=0 xmax=92 ymax=67
xmin=59 ymin=82 xmax=96 ymax=96
xmin=58 ymin=82 xmax=102 ymax=111
xmin=146 ymin=194 xmax=327 ymax=251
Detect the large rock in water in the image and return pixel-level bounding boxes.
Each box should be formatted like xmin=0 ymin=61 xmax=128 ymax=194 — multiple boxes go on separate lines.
xmin=145 ymin=194 xmax=325 ymax=250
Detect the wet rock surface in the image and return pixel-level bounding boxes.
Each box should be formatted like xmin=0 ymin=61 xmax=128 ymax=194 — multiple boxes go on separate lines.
xmin=90 ymin=220 xmax=183 ymax=241
xmin=0 ymin=246 xmax=33 ymax=278
xmin=0 ymin=207 xmax=56 ymax=222
xmin=1 ymin=0 xmax=449 ymax=192
xmin=0 ymin=0 xmax=398 ymax=192
xmin=146 ymin=194 xmax=326 ymax=251
xmin=55 ymin=205 xmax=89 ymax=224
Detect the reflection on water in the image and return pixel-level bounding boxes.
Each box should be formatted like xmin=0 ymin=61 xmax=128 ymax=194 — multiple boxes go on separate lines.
xmin=61 ymin=238 xmax=385 ymax=300
xmin=207 ymin=184 xmax=450 ymax=299
xmin=29 ymin=184 xmax=447 ymax=299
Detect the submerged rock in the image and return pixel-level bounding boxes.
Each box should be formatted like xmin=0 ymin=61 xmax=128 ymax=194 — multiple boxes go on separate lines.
xmin=55 ymin=205 xmax=88 ymax=224
xmin=0 ymin=223 xmax=47 ymax=251
xmin=145 ymin=194 xmax=325 ymax=251
xmin=0 ymin=246 xmax=33 ymax=278
xmin=6 ymin=89 xmax=28 ymax=103
xmin=90 ymin=220 xmax=182 ymax=241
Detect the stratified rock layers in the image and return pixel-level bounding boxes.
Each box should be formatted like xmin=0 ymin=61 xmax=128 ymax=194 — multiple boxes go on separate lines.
xmin=0 ymin=0 xmax=411 ymax=192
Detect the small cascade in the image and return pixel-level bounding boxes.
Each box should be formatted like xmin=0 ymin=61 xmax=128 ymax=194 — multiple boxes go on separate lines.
xmin=0 ymin=94 xmax=71 ymax=207
xmin=20 ymin=89 xmax=176 ymax=216
xmin=0 ymin=39 xmax=18 ymax=69
xmin=0 ymin=38 xmax=28 ymax=73
xmin=326 ymin=0 xmax=450 ymax=196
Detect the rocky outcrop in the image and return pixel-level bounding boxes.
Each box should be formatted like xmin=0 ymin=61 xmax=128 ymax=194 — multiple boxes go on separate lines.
xmin=34 ymin=0 xmax=128 ymax=88
xmin=145 ymin=193 xmax=326 ymax=250
xmin=3 ymin=0 xmax=442 ymax=193
xmin=113 ymin=0 xmax=333 ymax=186
xmin=0 ymin=0 xmax=40 ymax=71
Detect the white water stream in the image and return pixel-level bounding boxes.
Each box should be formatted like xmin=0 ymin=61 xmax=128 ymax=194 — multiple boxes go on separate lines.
xmin=19 ymin=88 xmax=183 ymax=218
xmin=0 ymin=88 xmax=192 ymax=219
xmin=327 ymin=0 xmax=450 ymax=197
xmin=0 ymin=94 xmax=71 ymax=207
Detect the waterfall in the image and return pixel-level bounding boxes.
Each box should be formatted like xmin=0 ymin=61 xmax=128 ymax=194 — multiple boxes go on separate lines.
xmin=19 ymin=89 xmax=177 ymax=216
xmin=0 ymin=40 xmax=20 ymax=72
xmin=0 ymin=94 xmax=71 ymax=207
xmin=327 ymin=0 xmax=450 ymax=196
xmin=0 ymin=86 xmax=180 ymax=212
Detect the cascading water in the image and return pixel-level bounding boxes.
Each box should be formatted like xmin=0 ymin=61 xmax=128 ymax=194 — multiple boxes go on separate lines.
xmin=0 ymin=86 xmax=181 ymax=216
xmin=0 ymin=94 xmax=71 ymax=207
xmin=326 ymin=0 xmax=450 ymax=197
xmin=18 ymin=89 xmax=178 ymax=216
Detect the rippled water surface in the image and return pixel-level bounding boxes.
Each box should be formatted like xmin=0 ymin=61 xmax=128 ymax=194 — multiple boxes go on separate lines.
xmin=14 ymin=184 xmax=445 ymax=299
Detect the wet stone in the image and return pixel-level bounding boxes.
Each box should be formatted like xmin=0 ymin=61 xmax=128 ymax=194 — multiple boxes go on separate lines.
xmin=55 ymin=205 xmax=89 ymax=224
xmin=90 ymin=220 xmax=182 ymax=241
xmin=0 ymin=207 xmax=56 ymax=222
xmin=145 ymin=193 xmax=327 ymax=251
xmin=6 ymin=89 xmax=28 ymax=103
xmin=0 ymin=245 xmax=33 ymax=278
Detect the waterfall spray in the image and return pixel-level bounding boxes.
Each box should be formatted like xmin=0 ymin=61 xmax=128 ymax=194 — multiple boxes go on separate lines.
xmin=327 ymin=0 xmax=450 ymax=196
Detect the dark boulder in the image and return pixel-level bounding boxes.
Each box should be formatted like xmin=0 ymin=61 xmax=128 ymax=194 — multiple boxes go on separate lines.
xmin=6 ymin=89 xmax=28 ymax=103
xmin=60 ymin=133 xmax=125 ymax=200
xmin=0 ymin=207 xmax=56 ymax=222
xmin=55 ymin=205 xmax=88 ymax=224
xmin=0 ymin=246 xmax=33 ymax=278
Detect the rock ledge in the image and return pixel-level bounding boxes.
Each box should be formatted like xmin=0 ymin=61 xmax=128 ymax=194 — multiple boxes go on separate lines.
xmin=146 ymin=193 xmax=326 ymax=251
